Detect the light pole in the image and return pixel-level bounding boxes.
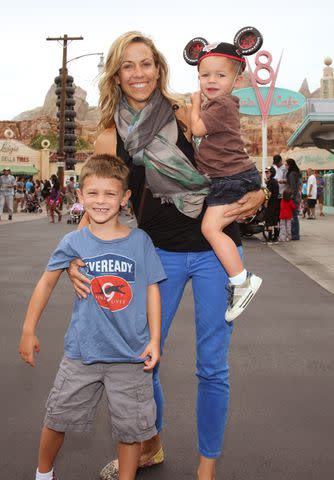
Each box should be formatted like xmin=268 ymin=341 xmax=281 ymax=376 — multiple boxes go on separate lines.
xmin=47 ymin=35 xmax=83 ymax=187
xmin=47 ymin=35 xmax=105 ymax=187
xmin=62 ymin=52 xmax=104 ymax=179
xmin=67 ymin=52 xmax=104 ymax=72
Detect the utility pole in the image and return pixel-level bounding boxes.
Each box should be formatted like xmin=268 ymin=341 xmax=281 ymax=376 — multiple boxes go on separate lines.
xmin=46 ymin=34 xmax=83 ymax=187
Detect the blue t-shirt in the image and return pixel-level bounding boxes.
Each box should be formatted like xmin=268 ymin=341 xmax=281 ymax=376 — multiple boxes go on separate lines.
xmin=47 ymin=227 xmax=166 ymax=364
xmin=25 ymin=181 xmax=33 ymax=192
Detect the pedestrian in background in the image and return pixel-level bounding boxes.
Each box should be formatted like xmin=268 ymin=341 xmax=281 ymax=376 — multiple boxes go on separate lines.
xmin=64 ymin=176 xmax=76 ymax=211
xmin=15 ymin=176 xmax=26 ymax=212
xmin=301 ymin=178 xmax=309 ymax=218
xmin=25 ymin=177 xmax=34 ymax=194
xmin=264 ymin=166 xmax=280 ymax=244
xmin=0 ymin=168 xmax=16 ymax=221
xmin=47 ymin=175 xmax=62 ymax=223
xmin=272 ymin=154 xmax=287 ymax=198
xmin=35 ymin=180 xmax=42 ymax=200
xmin=286 ymin=158 xmax=301 ymax=241
xmin=279 ymin=188 xmax=296 ymax=242
xmin=306 ymin=168 xmax=317 ymax=219
xmin=315 ymin=171 xmax=325 ymax=216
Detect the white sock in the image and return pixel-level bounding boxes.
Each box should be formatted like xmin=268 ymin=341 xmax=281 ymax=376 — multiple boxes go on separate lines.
xmin=36 ymin=468 xmax=54 ymax=480
xmin=229 ymin=269 xmax=247 ymax=286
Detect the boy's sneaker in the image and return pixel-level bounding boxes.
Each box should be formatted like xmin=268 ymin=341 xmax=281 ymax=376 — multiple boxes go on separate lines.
xmin=225 ymin=272 xmax=262 ymax=322
xmin=35 ymin=473 xmax=57 ymax=480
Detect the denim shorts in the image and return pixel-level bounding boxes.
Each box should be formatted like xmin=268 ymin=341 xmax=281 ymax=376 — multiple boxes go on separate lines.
xmin=206 ymin=165 xmax=261 ymax=206
xmin=44 ymin=357 xmax=157 ymax=443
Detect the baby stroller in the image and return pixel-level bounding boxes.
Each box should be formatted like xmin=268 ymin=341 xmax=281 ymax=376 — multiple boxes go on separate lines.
xmin=238 ymin=206 xmax=267 ymax=238
xmin=24 ymin=192 xmax=43 ymax=213
xmin=67 ymin=202 xmax=85 ymax=224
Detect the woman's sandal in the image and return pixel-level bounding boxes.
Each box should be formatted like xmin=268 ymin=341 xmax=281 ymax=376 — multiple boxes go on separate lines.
xmin=99 ymin=447 xmax=164 ymax=480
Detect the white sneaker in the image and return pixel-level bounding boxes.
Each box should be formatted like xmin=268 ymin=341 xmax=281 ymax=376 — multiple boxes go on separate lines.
xmin=225 ymin=272 xmax=262 ymax=322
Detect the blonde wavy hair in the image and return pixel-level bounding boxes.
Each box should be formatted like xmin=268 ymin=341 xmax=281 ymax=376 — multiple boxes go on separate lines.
xmin=98 ymin=31 xmax=183 ymax=131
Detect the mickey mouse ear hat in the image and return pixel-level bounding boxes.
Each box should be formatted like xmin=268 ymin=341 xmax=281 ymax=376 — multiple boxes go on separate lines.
xmin=183 ymin=27 xmax=263 ymax=70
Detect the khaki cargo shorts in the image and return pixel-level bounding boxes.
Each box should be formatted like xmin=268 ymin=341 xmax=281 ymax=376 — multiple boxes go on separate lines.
xmin=44 ymin=357 xmax=157 ymax=443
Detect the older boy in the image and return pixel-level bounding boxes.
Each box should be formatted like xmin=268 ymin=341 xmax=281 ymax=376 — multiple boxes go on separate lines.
xmin=191 ymin=42 xmax=262 ymax=321
xmin=18 ymin=154 xmax=166 ymax=480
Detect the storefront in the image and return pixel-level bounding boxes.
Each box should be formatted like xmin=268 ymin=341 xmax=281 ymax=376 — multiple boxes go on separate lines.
xmin=284 ymin=146 xmax=334 ymax=172
xmin=0 ymin=132 xmax=47 ymax=178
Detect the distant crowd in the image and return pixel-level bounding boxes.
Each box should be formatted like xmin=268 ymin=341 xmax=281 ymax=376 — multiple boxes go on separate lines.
xmin=0 ymin=168 xmax=78 ymax=223
xmin=263 ymin=154 xmax=326 ymax=244
xmin=0 ymin=162 xmax=327 ymax=231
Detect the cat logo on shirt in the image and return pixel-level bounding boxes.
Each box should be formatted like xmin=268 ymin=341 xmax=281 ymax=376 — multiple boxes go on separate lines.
xmin=91 ymin=275 xmax=132 ymax=311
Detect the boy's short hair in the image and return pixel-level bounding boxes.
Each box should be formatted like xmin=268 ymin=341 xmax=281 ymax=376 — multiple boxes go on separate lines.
xmin=79 ymin=154 xmax=129 ymax=191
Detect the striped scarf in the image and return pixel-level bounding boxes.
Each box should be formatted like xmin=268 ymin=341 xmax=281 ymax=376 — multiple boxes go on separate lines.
xmin=114 ymin=89 xmax=210 ymax=218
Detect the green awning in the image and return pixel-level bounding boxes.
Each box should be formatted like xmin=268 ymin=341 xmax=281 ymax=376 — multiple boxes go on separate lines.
xmin=1 ymin=165 xmax=39 ymax=175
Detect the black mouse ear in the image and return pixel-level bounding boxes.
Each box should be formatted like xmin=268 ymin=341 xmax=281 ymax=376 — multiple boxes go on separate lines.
xmin=183 ymin=37 xmax=208 ymax=65
xmin=234 ymin=27 xmax=263 ymax=56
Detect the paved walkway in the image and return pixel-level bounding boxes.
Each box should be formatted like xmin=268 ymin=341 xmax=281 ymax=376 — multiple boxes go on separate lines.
xmin=2 ymin=217 xmax=334 ymax=480
xmin=0 ymin=208 xmax=48 ymax=224
xmin=2 ymin=205 xmax=334 ymax=295
xmin=264 ymin=207 xmax=334 ymax=294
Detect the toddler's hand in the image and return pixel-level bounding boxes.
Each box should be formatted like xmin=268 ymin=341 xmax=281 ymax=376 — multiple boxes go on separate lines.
xmin=191 ymin=91 xmax=202 ymax=105
xmin=19 ymin=333 xmax=40 ymax=367
xmin=140 ymin=340 xmax=160 ymax=371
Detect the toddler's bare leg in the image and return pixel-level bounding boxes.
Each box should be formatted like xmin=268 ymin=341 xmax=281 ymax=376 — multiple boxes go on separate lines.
xmin=201 ymin=204 xmax=243 ymax=277
xmin=38 ymin=425 xmax=65 ymax=473
xmin=118 ymin=441 xmax=141 ymax=480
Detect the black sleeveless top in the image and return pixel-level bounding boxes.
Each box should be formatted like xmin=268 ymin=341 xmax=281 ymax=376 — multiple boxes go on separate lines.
xmin=116 ymin=124 xmax=241 ymax=252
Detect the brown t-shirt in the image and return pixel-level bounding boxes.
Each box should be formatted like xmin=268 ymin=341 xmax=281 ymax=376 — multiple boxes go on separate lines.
xmin=195 ymin=95 xmax=253 ymax=178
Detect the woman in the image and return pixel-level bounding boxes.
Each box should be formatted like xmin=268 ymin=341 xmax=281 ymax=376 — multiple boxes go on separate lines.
xmin=15 ymin=176 xmax=25 ymax=211
xmin=264 ymin=166 xmax=280 ymax=244
xmin=47 ymin=174 xmax=62 ymax=223
xmin=286 ymin=158 xmax=301 ymax=240
xmin=70 ymin=32 xmax=265 ymax=480
xmin=35 ymin=179 xmax=42 ymax=199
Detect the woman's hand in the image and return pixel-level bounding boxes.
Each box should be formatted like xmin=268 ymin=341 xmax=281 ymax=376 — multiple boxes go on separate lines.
xmin=223 ymin=189 xmax=266 ymax=219
xmin=67 ymin=258 xmax=91 ymax=298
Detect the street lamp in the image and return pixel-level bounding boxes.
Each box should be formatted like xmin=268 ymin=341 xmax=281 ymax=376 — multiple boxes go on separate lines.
xmin=67 ymin=52 xmax=104 ymax=69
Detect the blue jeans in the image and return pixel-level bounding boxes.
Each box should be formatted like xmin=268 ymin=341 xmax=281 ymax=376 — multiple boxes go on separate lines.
xmin=154 ymin=247 xmax=240 ymax=458
xmin=291 ymin=199 xmax=300 ymax=240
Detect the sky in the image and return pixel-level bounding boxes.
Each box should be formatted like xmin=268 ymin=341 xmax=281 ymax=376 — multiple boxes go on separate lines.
xmin=1 ymin=0 xmax=333 ymax=120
